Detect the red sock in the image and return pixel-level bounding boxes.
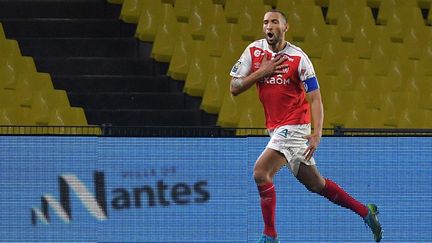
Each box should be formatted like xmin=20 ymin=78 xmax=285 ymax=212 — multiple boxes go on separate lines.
xmin=320 ymin=178 xmax=368 ymax=218
xmin=258 ymin=182 xmax=277 ymax=238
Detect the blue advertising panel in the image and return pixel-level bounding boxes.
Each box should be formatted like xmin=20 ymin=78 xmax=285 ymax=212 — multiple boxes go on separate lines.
xmin=0 ymin=136 xmax=431 ymax=242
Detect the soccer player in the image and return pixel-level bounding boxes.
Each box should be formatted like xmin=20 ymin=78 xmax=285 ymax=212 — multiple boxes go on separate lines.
xmin=229 ymin=9 xmax=383 ymax=243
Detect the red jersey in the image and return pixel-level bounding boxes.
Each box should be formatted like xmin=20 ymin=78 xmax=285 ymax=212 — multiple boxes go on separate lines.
xmin=230 ymin=40 xmax=319 ymax=130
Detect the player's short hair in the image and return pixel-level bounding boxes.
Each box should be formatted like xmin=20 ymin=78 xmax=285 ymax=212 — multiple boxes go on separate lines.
xmin=266 ymin=9 xmax=288 ymax=23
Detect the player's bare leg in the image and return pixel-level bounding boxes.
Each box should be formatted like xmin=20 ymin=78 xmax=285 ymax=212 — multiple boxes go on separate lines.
xmin=296 ymin=163 xmax=383 ymax=242
xmin=253 ymin=148 xmax=286 ymax=243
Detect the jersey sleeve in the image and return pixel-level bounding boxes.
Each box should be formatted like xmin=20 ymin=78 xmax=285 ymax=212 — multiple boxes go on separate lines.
xmin=230 ymin=44 xmax=252 ymax=78
xmin=298 ymin=53 xmax=320 ymax=93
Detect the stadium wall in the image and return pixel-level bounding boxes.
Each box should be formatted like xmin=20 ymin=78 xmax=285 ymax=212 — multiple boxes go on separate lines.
xmin=0 ymin=136 xmax=431 ymax=242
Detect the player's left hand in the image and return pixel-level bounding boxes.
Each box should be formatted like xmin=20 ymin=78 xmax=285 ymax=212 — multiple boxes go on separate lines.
xmin=303 ymin=133 xmax=321 ymax=161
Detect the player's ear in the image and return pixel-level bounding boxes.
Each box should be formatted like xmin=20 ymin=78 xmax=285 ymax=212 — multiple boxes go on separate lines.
xmin=285 ymin=22 xmax=289 ymax=32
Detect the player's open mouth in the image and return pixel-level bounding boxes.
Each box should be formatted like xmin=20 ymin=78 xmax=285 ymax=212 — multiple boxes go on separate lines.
xmin=266 ymin=32 xmax=275 ymax=41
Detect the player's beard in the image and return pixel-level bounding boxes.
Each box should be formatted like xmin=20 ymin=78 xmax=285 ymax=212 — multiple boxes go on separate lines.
xmin=265 ymin=32 xmax=280 ymax=47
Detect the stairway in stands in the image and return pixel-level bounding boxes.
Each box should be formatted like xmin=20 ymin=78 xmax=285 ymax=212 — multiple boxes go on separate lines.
xmin=0 ymin=0 xmax=217 ymax=126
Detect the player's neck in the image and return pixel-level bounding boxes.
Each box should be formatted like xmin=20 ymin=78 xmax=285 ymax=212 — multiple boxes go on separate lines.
xmin=269 ymin=40 xmax=287 ymax=53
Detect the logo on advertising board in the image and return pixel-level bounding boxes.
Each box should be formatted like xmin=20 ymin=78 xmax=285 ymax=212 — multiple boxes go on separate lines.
xmin=31 ymin=169 xmax=210 ymax=225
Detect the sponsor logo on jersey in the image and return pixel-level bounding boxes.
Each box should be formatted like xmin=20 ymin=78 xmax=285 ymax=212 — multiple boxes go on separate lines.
xmin=261 ymin=74 xmax=290 ymax=85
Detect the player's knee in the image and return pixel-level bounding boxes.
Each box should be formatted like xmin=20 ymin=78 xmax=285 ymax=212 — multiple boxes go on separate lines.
xmin=305 ymin=182 xmax=324 ymax=194
xmin=253 ymin=169 xmax=271 ymax=185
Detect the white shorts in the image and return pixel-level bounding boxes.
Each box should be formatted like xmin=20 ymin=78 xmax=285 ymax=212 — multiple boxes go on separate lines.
xmin=266 ymin=124 xmax=316 ymax=176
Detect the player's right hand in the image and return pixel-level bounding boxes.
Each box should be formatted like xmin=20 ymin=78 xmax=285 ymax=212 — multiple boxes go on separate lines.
xmin=258 ymin=54 xmax=288 ymax=77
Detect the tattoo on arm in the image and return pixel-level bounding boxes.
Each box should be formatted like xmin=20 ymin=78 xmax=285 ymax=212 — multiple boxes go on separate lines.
xmin=231 ymin=78 xmax=243 ymax=89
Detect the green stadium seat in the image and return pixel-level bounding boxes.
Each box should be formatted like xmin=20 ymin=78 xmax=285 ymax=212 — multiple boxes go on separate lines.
xmin=151 ymin=4 xmax=179 ymax=62
xmin=135 ymin=1 xmax=164 ymax=42
xmin=167 ymin=22 xmax=194 ymax=80
xmin=120 ymin=0 xmax=144 ymax=23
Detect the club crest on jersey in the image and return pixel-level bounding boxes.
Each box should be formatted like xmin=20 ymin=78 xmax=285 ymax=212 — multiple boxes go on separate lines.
xmin=254 ymin=49 xmax=263 ymax=57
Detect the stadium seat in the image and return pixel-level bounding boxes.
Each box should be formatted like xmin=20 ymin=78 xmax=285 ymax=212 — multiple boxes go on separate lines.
xmin=203 ymin=7 xmax=229 ymax=57
xmin=213 ymin=0 xmax=226 ymax=4
xmin=326 ymin=0 xmax=368 ymax=25
xmin=183 ymin=41 xmax=220 ymax=96
xmin=377 ymin=0 xmax=418 ymax=25
xmin=386 ymin=7 xmax=425 ymax=43
xmin=0 ymin=107 xmax=33 ymax=126
xmin=355 ymin=75 xmax=388 ymax=110
xmin=398 ymin=109 xmax=431 ymax=128
xmin=337 ymin=7 xmax=375 ymax=42
xmin=237 ymin=0 xmax=271 ymax=41
xmin=188 ymin=0 xmax=219 ymax=40
xmin=344 ymin=106 xmax=383 ymax=128
xmin=300 ymin=25 xmax=339 ymax=59
xmin=237 ymin=102 xmax=266 ymax=129
xmin=353 ymin=25 xmax=377 ymax=59
xmin=276 ymin=0 xmax=315 ymax=10
xmin=167 ymin=22 xmax=194 ymax=80
xmin=217 ymin=86 xmax=258 ymax=127
xmin=380 ymin=92 xmax=418 ymax=128
xmin=282 ymin=5 xmax=326 ymax=41
xmin=333 ymin=58 xmax=369 ymax=91
xmin=369 ymin=29 xmax=394 ymax=75
xmin=174 ymin=0 xmax=193 ymax=22
xmin=49 ymin=107 xmax=88 ymax=126
xmin=0 ymin=22 xmax=5 ymax=39
xmin=151 ymin=4 xmax=179 ymax=62
xmin=224 ymin=0 xmax=244 ymax=23
xmin=161 ymin=0 xmax=175 ymax=4
xmin=429 ymin=2 xmax=432 ymax=25
xmin=0 ymin=89 xmax=17 ymax=108
xmin=404 ymin=26 xmax=431 ymax=60
xmin=135 ymin=1 xmax=164 ymax=42
xmin=15 ymin=72 xmax=54 ymax=108
xmin=324 ymin=91 xmax=356 ymax=127
xmin=30 ymin=90 xmax=71 ymax=125
xmin=0 ymin=56 xmax=37 ymax=90
xmin=320 ymin=38 xmax=355 ymax=75
xmin=0 ymin=39 xmax=22 ymax=58
xmin=120 ymin=0 xmax=144 ymax=23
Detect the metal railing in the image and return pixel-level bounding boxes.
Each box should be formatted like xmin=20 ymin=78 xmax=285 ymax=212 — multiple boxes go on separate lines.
xmin=0 ymin=125 xmax=431 ymax=137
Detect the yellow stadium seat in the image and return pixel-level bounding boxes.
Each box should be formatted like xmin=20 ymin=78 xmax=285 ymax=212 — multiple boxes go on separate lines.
xmin=161 ymin=0 xmax=175 ymax=4
xmin=237 ymin=0 xmax=271 ymax=41
xmin=0 ymin=39 xmax=21 ymax=58
xmin=276 ymin=0 xmax=315 ymax=10
xmin=404 ymin=26 xmax=431 ymax=60
xmin=151 ymin=4 xmax=179 ymax=62
xmin=49 ymin=107 xmax=88 ymax=126
xmin=417 ymin=0 xmax=432 ymax=8
xmin=398 ymin=109 xmax=431 ymax=128
xmin=0 ymin=107 xmax=32 ymax=126
xmin=203 ymin=6 xmax=229 ymax=57
xmin=355 ymin=75 xmax=388 ymax=110
xmin=30 ymin=90 xmax=71 ymax=125
xmin=135 ymin=1 xmax=164 ymax=42
xmin=344 ymin=106 xmax=383 ymax=128
xmin=386 ymin=7 xmax=425 ymax=43
xmin=189 ymin=0 xmax=219 ymax=40
xmin=299 ymin=25 xmax=338 ymax=59
xmin=429 ymin=2 xmax=432 ymax=25
xmin=353 ymin=25 xmax=377 ymax=59
xmin=236 ymin=86 xmax=265 ymax=128
xmin=326 ymin=0 xmax=367 ymax=25
xmin=217 ymin=91 xmax=245 ymax=127
xmin=380 ymin=92 xmax=418 ymax=128
xmin=183 ymin=41 xmax=220 ymax=96
xmin=173 ymin=0 xmax=192 ymax=22
xmin=282 ymin=5 xmax=325 ymax=41
xmin=369 ymin=29 xmax=394 ymax=75
xmin=0 ymin=56 xmax=37 ymax=90
xmin=224 ymin=0 xmax=244 ymax=23
xmin=0 ymin=23 xmax=5 ymax=39
xmin=167 ymin=23 xmax=194 ymax=81
xmin=120 ymin=0 xmax=144 ymax=23
xmin=107 ymin=0 xmax=124 ymax=4
xmin=15 ymin=72 xmax=54 ymax=108
xmin=213 ymin=0 xmax=226 ymax=4
xmin=324 ymin=91 xmax=356 ymax=127
xmin=332 ymin=59 xmax=369 ymax=91
xmin=0 ymin=89 xmax=17 ymax=108
xmin=320 ymin=38 xmax=355 ymax=75
xmin=377 ymin=0 xmax=418 ymax=25
xmin=337 ymin=7 xmax=375 ymax=42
